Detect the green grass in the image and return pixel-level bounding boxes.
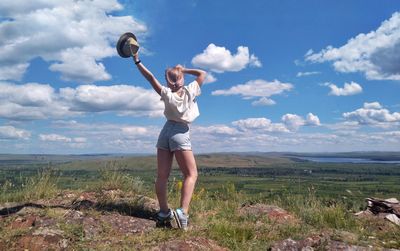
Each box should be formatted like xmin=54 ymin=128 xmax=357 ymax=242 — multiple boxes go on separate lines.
xmin=1 ymin=156 xmax=400 ymax=250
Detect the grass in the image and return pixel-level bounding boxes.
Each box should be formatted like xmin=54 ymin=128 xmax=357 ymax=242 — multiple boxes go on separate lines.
xmin=96 ymin=160 xmax=145 ymax=194
xmin=1 ymin=158 xmax=399 ymax=250
xmin=0 ymin=168 xmax=59 ymax=203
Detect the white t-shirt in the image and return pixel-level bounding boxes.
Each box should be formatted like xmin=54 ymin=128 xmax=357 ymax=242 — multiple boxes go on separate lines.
xmin=160 ymin=80 xmax=201 ymax=123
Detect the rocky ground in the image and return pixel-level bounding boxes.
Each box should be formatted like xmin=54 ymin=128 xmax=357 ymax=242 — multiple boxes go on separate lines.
xmin=0 ymin=190 xmax=399 ymax=250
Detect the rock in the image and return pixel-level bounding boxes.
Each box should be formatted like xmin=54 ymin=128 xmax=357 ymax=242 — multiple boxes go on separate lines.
xmin=17 ymin=227 xmax=68 ymax=251
xmin=9 ymin=215 xmax=36 ymax=230
xmin=82 ymin=216 xmax=103 ymax=239
xmin=385 ymin=214 xmax=400 ymax=226
xmin=270 ymin=233 xmax=329 ymax=251
xmin=81 ymin=212 xmax=155 ymax=239
xmin=151 ymin=237 xmax=229 ymax=251
xmin=270 ymin=234 xmax=387 ymax=251
xmin=239 ymin=203 xmax=297 ymax=223
xmin=99 ymin=212 xmax=154 ymax=235
xmin=35 ymin=216 xmax=57 ymax=227
xmin=328 ymin=241 xmax=372 ymax=251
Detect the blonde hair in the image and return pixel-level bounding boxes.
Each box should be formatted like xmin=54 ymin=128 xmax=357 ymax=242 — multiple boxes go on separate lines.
xmin=165 ymin=67 xmax=184 ymax=88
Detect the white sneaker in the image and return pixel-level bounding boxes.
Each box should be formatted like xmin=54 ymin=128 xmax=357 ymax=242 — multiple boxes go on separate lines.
xmin=173 ymin=208 xmax=189 ymax=230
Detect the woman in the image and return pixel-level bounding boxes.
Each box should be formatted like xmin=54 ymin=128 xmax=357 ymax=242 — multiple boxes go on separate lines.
xmin=132 ymin=47 xmax=206 ymax=230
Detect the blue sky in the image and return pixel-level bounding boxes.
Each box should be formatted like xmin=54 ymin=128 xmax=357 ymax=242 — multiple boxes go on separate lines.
xmin=0 ymin=0 xmax=399 ymax=153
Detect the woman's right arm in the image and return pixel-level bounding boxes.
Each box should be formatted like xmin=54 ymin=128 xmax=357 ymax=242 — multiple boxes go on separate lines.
xmin=133 ymin=53 xmax=162 ymax=95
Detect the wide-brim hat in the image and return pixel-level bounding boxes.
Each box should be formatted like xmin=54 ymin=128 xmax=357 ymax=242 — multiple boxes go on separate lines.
xmin=116 ymin=32 xmax=138 ymax=58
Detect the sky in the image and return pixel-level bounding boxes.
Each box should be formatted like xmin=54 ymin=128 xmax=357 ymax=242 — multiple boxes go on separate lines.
xmin=0 ymin=0 xmax=399 ymax=154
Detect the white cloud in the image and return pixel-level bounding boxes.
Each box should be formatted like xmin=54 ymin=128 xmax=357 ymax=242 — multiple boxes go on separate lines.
xmin=232 ymin=118 xmax=289 ymax=132
xmin=251 ymin=97 xmax=276 ymax=106
xmin=39 ymin=120 xmax=160 ymax=153
xmin=296 ymin=71 xmax=321 ymax=77
xmin=0 ymin=0 xmax=147 ymax=83
xmin=39 ymin=133 xmax=88 ymax=149
xmin=281 ymin=114 xmax=305 ymax=131
xmin=343 ymin=102 xmax=400 ymax=125
xmin=0 ymin=82 xmax=76 ymax=120
xmin=39 ymin=133 xmax=72 ymax=142
xmin=195 ymin=125 xmax=239 ymax=136
xmin=191 ymin=43 xmax=261 ymax=73
xmin=0 ymin=82 xmax=164 ymax=120
xmin=364 ymin=102 xmax=382 ymax=109
xmin=306 ymin=113 xmax=321 ymax=126
xmin=0 ymin=126 xmax=30 ymax=140
xmin=212 ymin=79 xmax=293 ymax=104
xmin=60 ymin=84 xmax=164 ymax=117
xmin=203 ymin=72 xmax=217 ymax=84
xmin=325 ymin=81 xmax=363 ymax=96
xmin=305 ymin=12 xmax=400 ymax=80
xmin=282 ymin=113 xmax=321 ymax=131
xmin=121 ymin=126 xmax=148 ymax=138
xmin=73 ymin=137 xmax=87 ymax=143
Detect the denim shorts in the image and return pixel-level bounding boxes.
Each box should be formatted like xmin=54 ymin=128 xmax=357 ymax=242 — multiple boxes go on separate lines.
xmin=156 ymin=120 xmax=192 ymax=152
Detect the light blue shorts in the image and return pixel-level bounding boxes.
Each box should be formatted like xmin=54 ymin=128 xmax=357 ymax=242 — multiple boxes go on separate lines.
xmin=156 ymin=120 xmax=192 ymax=152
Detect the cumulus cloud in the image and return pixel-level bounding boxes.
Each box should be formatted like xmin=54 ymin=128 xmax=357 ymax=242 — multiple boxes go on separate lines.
xmin=191 ymin=43 xmax=261 ymax=73
xmin=0 ymin=82 xmax=163 ymax=120
xmin=60 ymin=84 xmax=163 ymax=117
xmin=39 ymin=120 xmax=160 ymax=153
xmin=212 ymin=79 xmax=293 ymax=105
xmin=282 ymin=113 xmax=321 ymax=131
xmin=364 ymin=102 xmax=382 ymax=109
xmin=281 ymin=114 xmax=305 ymax=131
xmin=203 ymin=72 xmax=217 ymax=84
xmin=232 ymin=118 xmax=289 ymax=133
xmin=0 ymin=126 xmax=30 ymax=139
xmin=305 ymin=12 xmax=400 ymax=80
xmin=0 ymin=0 xmax=147 ymax=83
xmin=343 ymin=102 xmax=400 ymax=125
xmin=251 ymin=97 xmax=276 ymax=106
xmin=324 ymin=81 xmax=363 ymax=96
xmin=306 ymin=113 xmax=321 ymax=126
xmin=0 ymin=82 xmax=75 ymax=120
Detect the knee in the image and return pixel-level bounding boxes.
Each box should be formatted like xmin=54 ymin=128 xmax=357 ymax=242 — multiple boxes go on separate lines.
xmin=184 ymin=169 xmax=198 ymax=180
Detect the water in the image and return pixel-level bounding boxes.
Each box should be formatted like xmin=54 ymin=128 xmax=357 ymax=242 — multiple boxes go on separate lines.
xmin=297 ymin=157 xmax=400 ymax=164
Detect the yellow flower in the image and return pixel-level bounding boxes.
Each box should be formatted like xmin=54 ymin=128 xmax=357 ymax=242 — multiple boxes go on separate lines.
xmin=176 ymin=180 xmax=183 ymax=191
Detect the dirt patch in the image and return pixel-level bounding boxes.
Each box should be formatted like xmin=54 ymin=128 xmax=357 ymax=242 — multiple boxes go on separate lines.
xmin=239 ymin=203 xmax=298 ymax=223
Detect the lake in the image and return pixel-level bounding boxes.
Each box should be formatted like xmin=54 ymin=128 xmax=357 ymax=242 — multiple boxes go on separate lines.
xmin=297 ymin=156 xmax=400 ymax=164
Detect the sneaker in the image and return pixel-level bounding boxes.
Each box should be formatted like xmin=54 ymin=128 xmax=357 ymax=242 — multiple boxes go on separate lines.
xmin=156 ymin=209 xmax=174 ymax=228
xmin=173 ymin=208 xmax=189 ymax=230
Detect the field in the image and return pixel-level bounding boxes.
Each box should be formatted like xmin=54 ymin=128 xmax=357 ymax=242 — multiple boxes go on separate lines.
xmin=1 ymin=153 xmax=399 ymax=249
xmin=2 ymin=153 xmax=399 ymax=204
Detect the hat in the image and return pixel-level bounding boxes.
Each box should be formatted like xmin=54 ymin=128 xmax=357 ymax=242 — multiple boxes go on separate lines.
xmin=116 ymin=32 xmax=139 ymax=58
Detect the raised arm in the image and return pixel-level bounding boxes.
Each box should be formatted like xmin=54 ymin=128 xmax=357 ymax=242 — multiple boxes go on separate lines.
xmin=133 ymin=53 xmax=162 ymax=95
xmin=178 ymin=66 xmax=207 ymax=87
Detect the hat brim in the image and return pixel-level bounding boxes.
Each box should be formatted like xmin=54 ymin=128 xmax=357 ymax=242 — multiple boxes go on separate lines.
xmin=116 ymin=32 xmax=137 ymax=58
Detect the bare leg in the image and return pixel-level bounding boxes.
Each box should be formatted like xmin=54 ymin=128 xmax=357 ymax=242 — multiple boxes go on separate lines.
xmin=174 ymin=150 xmax=198 ymax=214
xmin=156 ymin=148 xmax=173 ymax=213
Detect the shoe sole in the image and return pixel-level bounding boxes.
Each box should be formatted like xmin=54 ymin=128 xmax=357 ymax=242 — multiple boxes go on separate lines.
xmin=172 ymin=210 xmax=182 ymax=229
